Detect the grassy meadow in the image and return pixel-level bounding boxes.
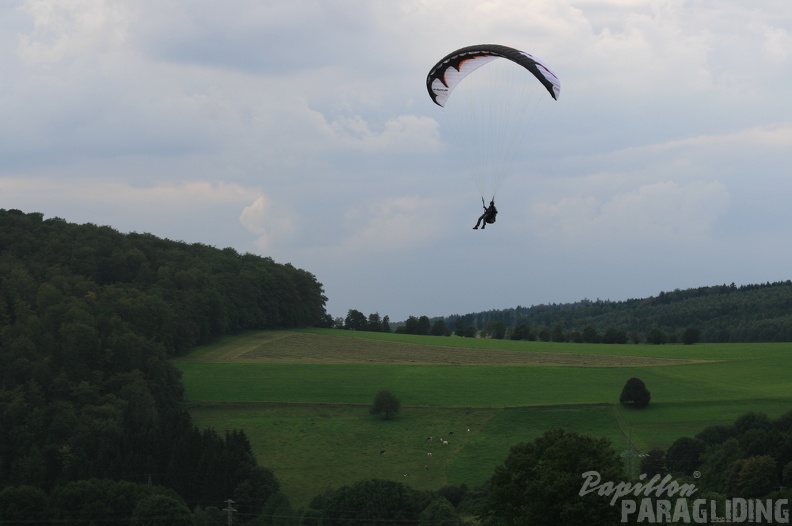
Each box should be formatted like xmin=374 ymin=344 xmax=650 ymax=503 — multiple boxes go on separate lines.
xmin=173 ymin=329 xmax=792 ymax=507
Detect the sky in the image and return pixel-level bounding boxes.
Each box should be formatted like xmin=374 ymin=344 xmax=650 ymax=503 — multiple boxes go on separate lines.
xmin=1 ymin=0 xmax=791 ymax=322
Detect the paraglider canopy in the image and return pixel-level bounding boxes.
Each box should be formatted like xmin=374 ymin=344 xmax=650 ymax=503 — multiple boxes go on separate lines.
xmin=426 ymin=44 xmax=560 ymax=107
xmin=426 ymin=44 xmax=560 ymax=200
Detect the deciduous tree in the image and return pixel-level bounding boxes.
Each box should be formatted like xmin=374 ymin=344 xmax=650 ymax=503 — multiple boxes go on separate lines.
xmin=682 ymin=326 xmax=701 ymax=345
xmin=344 ymin=309 xmax=367 ymax=331
xmin=619 ymin=377 xmax=651 ymax=408
xmin=321 ymin=479 xmax=431 ymax=525
xmin=479 ymin=429 xmax=624 ymax=525
xmin=666 ymin=436 xmax=706 ymax=475
xmin=369 ymin=391 xmax=401 ymax=420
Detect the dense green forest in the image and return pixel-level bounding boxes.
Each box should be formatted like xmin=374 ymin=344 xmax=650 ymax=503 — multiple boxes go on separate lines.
xmin=346 ymin=281 xmax=792 ymax=342
xmin=0 ymin=209 xmax=328 ymax=520
xmin=429 ymin=281 xmax=792 ymax=343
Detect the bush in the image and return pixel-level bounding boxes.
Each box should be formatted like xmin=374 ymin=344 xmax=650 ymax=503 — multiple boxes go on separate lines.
xmin=369 ymin=390 xmax=401 ymax=420
xmin=619 ymin=377 xmax=651 ymax=408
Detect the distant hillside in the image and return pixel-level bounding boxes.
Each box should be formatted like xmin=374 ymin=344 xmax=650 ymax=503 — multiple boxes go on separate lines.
xmin=439 ymin=281 xmax=792 ymax=343
xmin=0 ymin=209 xmax=329 ymax=353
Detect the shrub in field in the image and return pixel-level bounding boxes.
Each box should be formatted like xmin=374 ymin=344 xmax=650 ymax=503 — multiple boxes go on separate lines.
xmin=369 ymin=390 xmax=401 ymax=420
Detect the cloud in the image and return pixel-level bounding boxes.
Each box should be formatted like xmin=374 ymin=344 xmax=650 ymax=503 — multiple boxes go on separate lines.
xmin=0 ymin=176 xmax=261 ymax=240
xmin=16 ymin=0 xmax=133 ymax=65
xmin=239 ymin=195 xmax=296 ymax=250
xmin=758 ymin=23 xmax=792 ymax=63
xmin=0 ymin=176 xmax=254 ymax=206
xmin=531 ymin=180 xmax=730 ymax=245
xmin=340 ymin=196 xmax=449 ymax=253
xmin=329 ymin=114 xmax=441 ymax=153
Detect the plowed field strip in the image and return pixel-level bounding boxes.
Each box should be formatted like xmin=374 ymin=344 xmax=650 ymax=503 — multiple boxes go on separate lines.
xmin=197 ymin=332 xmax=704 ymax=367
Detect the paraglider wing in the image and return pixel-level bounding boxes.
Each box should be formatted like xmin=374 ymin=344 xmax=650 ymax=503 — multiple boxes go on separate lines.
xmin=426 ymin=44 xmax=561 ymax=201
xmin=426 ymin=44 xmax=560 ymax=107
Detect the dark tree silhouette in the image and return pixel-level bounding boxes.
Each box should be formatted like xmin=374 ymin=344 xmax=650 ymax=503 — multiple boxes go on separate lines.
xmin=666 ymin=436 xmax=706 ymax=475
xmin=640 ymin=448 xmax=667 ymax=477
xmin=682 ymin=326 xmax=701 ymax=345
xmin=320 ymin=479 xmax=431 ymax=525
xmin=369 ymin=391 xmax=401 ymax=420
xmin=619 ymin=377 xmax=651 ymax=408
xmin=344 ymin=309 xmax=367 ymax=331
xmin=480 ymin=428 xmax=624 ymax=525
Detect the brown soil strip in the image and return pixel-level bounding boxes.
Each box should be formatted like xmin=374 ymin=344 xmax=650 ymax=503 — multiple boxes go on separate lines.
xmin=199 ymin=332 xmax=704 ymax=367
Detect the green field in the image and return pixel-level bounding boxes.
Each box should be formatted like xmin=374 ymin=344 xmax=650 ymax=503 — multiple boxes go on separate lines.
xmin=174 ymin=329 xmax=792 ymax=507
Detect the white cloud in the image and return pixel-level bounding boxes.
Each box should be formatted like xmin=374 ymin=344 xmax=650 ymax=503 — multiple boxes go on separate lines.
xmin=17 ymin=0 xmax=132 ymax=65
xmin=239 ymin=196 xmax=297 ymax=251
xmin=531 ymin=180 xmax=730 ymax=244
xmin=759 ymin=24 xmax=792 ymax=63
xmin=0 ymin=176 xmax=255 ymax=207
xmin=340 ymin=196 xmax=449 ymax=253
xmin=330 ymin=114 xmax=441 ymax=153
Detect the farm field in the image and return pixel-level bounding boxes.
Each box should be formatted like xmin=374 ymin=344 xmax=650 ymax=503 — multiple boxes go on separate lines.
xmin=174 ymin=328 xmax=792 ymax=507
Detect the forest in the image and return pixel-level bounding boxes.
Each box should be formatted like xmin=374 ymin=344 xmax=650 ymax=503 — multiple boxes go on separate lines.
xmin=393 ymin=281 xmax=792 ymax=343
xmin=0 ymin=209 xmax=328 ymax=520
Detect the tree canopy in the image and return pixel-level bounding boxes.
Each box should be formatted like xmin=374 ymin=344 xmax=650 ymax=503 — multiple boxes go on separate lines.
xmin=435 ymin=281 xmax=792 ymax=343
xmin=479 ymin=428 xmax=624 ymax=525
xmin=369 ymin=390 xmax=401 ymax=420
xmin=0 ymin=209 xmax=326 ymax=512
xmin=619 ymin=377 xmax=651 ymax=408
xmin=319 ymin=479 xmax=433 ymax=526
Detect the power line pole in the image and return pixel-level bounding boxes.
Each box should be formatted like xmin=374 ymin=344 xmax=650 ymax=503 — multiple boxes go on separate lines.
xmin=621 ymin=428 xmax=647 ymax=479
xmin=223 ymin=499 xmax=236 ymax=526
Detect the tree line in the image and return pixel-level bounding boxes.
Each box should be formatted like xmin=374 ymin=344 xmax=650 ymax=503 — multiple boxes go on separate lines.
xmin=658 ymin=410 xmax=792 ymax=498
xmin=341 ymin=280 xmax=792 ymax=343
xmin=442 ymin=282 xmax=792 ymax=343
xmin=0 ymin=209 xmax=328 ymax=519
xmin=338 ymin=310 xmax=454 ymax=336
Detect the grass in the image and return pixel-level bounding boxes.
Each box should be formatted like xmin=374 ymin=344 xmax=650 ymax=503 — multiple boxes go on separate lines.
xmin=174 ymin=329 xmax=792 ymax=507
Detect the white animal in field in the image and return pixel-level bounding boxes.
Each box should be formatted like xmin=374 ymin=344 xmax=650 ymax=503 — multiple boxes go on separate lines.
xmin=427 ymin=452 xmax=432 ymax=457
xmin=442 ymin=440 xmax=449 ymax=446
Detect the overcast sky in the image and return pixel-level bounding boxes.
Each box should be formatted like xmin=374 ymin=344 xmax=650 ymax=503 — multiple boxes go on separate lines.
xmin=2 ymin=1 xmax=791 ymax=321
